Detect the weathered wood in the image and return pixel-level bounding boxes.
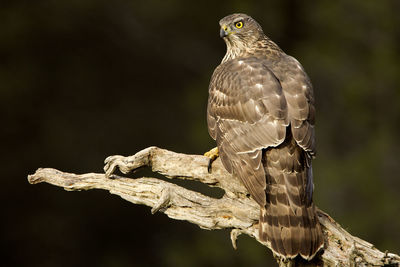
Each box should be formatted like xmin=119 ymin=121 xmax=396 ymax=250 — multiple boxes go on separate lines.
xmin=28 ymin=146 xmax=400 ymax=266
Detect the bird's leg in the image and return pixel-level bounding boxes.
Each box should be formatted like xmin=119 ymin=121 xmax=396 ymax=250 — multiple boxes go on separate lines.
xmin=204 ymin=147 xmax=219 ymax=173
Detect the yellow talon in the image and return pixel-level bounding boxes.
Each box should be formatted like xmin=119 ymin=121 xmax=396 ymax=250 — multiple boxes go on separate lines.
xmin=204 ymin=147 xmax=219 ymax=173
xmin=204 ymin=147 xmax=219 ymax=159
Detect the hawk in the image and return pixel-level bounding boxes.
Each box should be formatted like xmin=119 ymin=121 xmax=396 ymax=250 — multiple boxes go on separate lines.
xmin=207 ymin=14 xmax=324 ymax=260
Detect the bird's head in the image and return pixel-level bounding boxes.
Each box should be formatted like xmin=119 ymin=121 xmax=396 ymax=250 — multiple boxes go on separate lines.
xmin=219 ymin=13 xmax=265 ymax=49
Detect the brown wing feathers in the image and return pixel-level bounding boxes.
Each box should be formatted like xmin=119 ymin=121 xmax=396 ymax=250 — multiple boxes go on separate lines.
xmin=260 ymin=131 xmax=323 ymax=259
xmin=208 ymin=58 xmax=288 ymax=206
xmin=207 ymin=14 xmax=323 ymax=260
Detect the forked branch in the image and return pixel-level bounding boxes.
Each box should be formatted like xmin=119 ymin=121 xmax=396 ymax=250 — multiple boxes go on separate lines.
xmin=28 ymin=146 xmax=400 ymax=266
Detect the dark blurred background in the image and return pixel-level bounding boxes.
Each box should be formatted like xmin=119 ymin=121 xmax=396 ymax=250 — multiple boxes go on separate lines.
xmin=2 ymin=0 xmax=400 ymax=266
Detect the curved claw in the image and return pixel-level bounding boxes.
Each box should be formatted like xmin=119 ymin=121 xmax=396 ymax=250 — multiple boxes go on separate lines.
xmin=204 ymin=147 xmax=219 ymax=173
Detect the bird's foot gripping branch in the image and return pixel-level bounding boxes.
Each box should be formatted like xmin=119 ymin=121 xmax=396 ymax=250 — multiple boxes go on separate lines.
xmin=28 ymin=146 xmax=400 ymax=266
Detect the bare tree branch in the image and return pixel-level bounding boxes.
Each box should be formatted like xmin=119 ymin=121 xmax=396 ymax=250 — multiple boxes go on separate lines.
xmin=28 ymin=146 xmax=400 ymax=266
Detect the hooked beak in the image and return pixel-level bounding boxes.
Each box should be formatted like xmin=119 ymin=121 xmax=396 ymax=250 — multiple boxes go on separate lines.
xmin=220 ymin=25 xmax=229 ymax=38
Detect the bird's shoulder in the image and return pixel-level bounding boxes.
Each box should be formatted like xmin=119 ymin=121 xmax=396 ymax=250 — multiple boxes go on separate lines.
xmin=211 ymin=53 xmax=305 ymax=81
xmin=214 ymin=56 xmax=274 ymax=73
xmin=210 ymin=56 xmax=280 ymax=93
xmin=208 ymin=56 xmax=288 ymax=124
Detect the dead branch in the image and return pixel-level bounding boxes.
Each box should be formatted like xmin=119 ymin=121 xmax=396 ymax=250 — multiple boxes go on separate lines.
xmin=27 ymin=146 xmax=400 ymax=266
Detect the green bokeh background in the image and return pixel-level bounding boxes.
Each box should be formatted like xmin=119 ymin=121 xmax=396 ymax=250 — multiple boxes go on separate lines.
xmin=2 ymin=0 xmax=399 ymax=266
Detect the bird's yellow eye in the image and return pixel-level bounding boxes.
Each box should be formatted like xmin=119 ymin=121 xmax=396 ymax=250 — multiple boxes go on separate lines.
xmin=235 ymin=21 xmax=243 ymax=29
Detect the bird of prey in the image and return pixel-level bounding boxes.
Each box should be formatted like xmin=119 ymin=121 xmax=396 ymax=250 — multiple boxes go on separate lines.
xmin=206 ymin=13 xmax=324 ymax=260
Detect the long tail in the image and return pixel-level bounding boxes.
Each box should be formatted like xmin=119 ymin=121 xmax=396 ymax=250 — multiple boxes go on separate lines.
xmin=259 ymin=134 xmax=324 ymax=260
